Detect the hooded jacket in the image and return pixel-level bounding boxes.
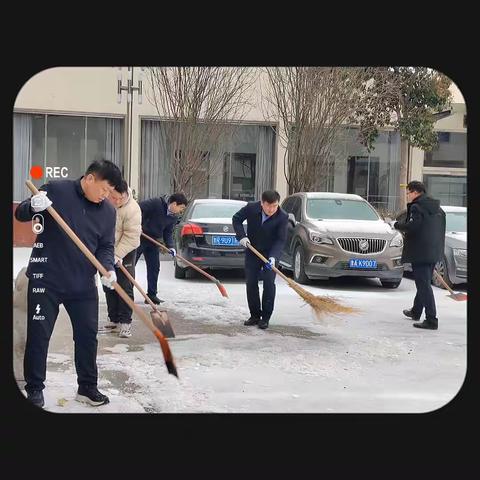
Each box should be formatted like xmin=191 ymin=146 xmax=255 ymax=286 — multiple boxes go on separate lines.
xmin=114 ymin=187 xmax=142 ymax=259
xmin=394 ymin=194 xmax=446 ymax=264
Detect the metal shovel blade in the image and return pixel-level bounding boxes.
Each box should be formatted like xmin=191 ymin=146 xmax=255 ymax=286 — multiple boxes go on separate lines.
xmin=447 ymin=292 xmax=468 ymax=301
xmin=150 ymin=309 xmax=175 ymax=338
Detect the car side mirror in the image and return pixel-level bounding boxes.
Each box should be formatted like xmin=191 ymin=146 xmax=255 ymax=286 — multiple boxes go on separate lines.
xmin=288 ymin=213 xmax=296 ymax=226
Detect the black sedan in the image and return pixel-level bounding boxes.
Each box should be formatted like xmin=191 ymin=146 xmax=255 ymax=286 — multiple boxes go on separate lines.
xmin=173 ymin=198 xmax=247 ymax=278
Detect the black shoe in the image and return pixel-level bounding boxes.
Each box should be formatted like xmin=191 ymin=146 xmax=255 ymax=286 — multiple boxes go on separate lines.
xmin=26 ymin=390 xmax=44 ymax=408
xmin=76 ymin=386 xmax=110 ymax=406
xmin=413 ymin=320 xmax=438 ymax=330
xmin=258 ymin=318 xmax=270 ymax=330
xmin=244 ymin=316 xmax=260 ymax=326
xmin=146 ymin=294 xmax=164 ymax=305
xmin=403 ymin=309 xmax=420 ymax=321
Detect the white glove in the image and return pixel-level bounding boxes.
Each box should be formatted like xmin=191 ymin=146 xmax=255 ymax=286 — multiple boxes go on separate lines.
xmin=101 ymin=270 xmax=117 ymax=289
xmin=114 ymin=256 xmax=123 ymax=265
xmin=31 ymin=191 xmax=52 ymax=212
xmin=169 ymin=248 xmax=176 ymax=257
xmin=239 ymin=237 xmax=251 ymax=248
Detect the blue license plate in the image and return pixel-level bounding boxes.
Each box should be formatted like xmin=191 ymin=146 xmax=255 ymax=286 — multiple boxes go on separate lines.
xmin=349 ymin=258 xmax=377 ymax=269
xmin=212 ymin=235 xmax=240 ymax=246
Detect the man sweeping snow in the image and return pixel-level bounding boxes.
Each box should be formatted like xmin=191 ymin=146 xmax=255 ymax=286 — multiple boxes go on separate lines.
xmin=14 ymin=159 xmax=122 ymax=409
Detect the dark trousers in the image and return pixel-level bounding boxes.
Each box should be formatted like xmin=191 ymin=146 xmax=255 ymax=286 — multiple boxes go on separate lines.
xmin=245 ymin=251 xmax=277 ymax=320
xmin=135 ymin=240 xmax=160 ymax=297
xmin=411 ymin=262 xmax=438 ymax=321
xmin=24 ymin=283 xmax=99 ymax=393
xmin=103 ymin=249 xmax=136 ymax=324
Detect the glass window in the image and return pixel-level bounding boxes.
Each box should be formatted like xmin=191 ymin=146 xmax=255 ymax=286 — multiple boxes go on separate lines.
xmin=424 ymin=132 xmax=467 ymax=168
xmin=306 ymin=198 xmax=380 ymax=221
xmin=190 ymin=201 xmax=247 ymax=219
xmin=87 ymin=117 xmax=123 ymax=169
xmin=228 ymin=153 xmax=256 ymax=201
xmin=46 ymin=115 xmax=86 ymax=181
xmin=424 ymin=175 xmax=466 ymax=207
xmin=445 ymin=211 xmax=466 ymax=232
xmin=291 ymin=197 xmax=302 ymax=220
xmin=281 ymin=197 xmax=293 ymax=213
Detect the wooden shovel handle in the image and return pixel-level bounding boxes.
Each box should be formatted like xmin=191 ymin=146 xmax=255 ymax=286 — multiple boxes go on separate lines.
xmin=25 ymin=180 xmax=161 ymax=337
xmin=141 ymin=232 xmax=219 ymax=283
xmin=117 ymin=261 xmax=161 ymax=313
xmin=246 ymin=243 xmax=291 ymax=283
xmin=433 ymin=268 xmax=456 ymax=295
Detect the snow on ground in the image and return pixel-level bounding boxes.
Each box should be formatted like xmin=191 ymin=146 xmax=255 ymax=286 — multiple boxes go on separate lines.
xmin=13 ymin=247 xmax=467 ymax=413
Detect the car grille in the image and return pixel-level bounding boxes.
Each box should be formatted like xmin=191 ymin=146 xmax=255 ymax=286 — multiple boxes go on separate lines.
xmin=337 ymin=237 xmax=386 ymax=254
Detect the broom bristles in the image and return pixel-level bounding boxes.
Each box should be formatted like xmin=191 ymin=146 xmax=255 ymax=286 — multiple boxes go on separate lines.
xmin=286 ymin=279 xmax=357 ymax=320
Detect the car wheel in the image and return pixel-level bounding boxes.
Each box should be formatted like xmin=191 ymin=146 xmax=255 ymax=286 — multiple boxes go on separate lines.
xmin=293 ymin=244 xmax=310 ymax=284
xmin=433 ymin=256 xmax=453 ymax=289
xmin=380 ymin=279 xmax=402 ymax=288
xmin=174 ymin=260 xmax=187 ymax=279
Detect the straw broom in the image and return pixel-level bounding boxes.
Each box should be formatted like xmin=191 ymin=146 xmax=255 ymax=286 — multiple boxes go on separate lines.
xmin=246 ymin=243 xmax=356 ymax=320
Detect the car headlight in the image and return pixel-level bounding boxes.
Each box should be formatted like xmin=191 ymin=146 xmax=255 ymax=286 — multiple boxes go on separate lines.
xmin=390 ymin=233 xmax=403 ymax=248
xmin=453 ymin=248 xmax=467 ymax=258
xmin=309 ymin=231 xmax=333 ymax=245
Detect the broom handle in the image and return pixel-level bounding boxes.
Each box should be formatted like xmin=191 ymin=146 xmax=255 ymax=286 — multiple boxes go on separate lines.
xmin=141 ymin=232 xmax=219 ymax=283
xmin=117 ymin=261 xmax=161 ymax=313
xmin=246 ymin=243 xmax=291 ymax=283
xmin=433 ymin=268 xmax=456 ymax=295
xmin=25 ymin=181 xmax=160 ymax=336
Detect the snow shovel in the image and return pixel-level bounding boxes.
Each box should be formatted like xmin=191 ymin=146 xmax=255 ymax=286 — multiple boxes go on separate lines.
xmin=141 ymin=232 xmax=229 ymax=298
xmin=25 ymin=180 xmax=178 ymax=378
xmin=246 ymin=243 xmax=356 ymax=320
xmin=433 ymin=269 xmax=467 ymax=301
xmin=117 ymin=262 xmax=175 ymax=338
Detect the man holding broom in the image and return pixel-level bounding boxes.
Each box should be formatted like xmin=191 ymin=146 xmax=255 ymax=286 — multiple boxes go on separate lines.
xmin=232 ymin=190 xmax=288 ymax=330
xmin=99 ymin=179 xmax=142 ymax=338
xmin=15 ymin=159 xmax=122 ymax=408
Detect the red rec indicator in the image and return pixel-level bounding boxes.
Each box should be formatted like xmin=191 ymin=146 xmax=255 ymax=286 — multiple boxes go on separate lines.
xmin=30 ymin=166 xmax=43 ymax=179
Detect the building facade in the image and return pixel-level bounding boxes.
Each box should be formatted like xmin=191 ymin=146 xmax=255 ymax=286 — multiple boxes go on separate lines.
xmin=13 ymin=67 xmax=467 ymax=244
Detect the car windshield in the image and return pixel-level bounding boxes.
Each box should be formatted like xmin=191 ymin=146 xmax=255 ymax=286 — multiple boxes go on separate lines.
xmin=446 ymin=211 xmax=466 ymax=232
xmin=306 ymin=198 xmax=379 ymax=221
xmin=190 ymin=202 xmax=246 ymax=219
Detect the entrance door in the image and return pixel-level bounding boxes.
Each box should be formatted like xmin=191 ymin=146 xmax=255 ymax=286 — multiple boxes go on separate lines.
xmin=347 ymin=156 xmax=380 ymax=205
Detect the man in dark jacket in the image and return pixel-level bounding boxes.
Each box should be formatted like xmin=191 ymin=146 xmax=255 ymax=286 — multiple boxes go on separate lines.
xmin=135 ymin=193 xmax=188 ymax=304
xmin=393 ymin=180 xmax=446 ymax=330
xmin=232 ymin=190 xmax=288 ymax=330
xmin=14 ymin=159 xmax=122 ymax=408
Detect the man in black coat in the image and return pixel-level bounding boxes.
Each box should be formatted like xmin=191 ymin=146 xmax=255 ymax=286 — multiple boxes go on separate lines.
xmin=232 ymin=190 xmax=288 ymax=330
xmin=14 ymin=159 xmax=122 ymax=408
xmin=135 ymin=193 xmax=188 ymax=304
xmin=393 ymin=181 xmax=446 ymax=330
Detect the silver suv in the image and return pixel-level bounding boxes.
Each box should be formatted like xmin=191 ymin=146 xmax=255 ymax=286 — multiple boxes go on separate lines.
xmin=279 ymin=192 xmax=404 ymax=288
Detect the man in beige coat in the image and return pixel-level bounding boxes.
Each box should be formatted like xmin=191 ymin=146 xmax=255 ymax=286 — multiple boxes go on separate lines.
xmin=100 ymin=179 xmax=142 ymax=337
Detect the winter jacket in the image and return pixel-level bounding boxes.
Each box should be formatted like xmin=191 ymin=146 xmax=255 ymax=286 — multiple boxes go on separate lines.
xmin=14 ymin=178 xmax=116 ymax=294
xmin=232 ymin=201 xmax=288 ymax=259
xmin=394 ymin=194 xmax=446 ymax=264
xmin=114 ymin=187 xmax=142 ymax=259
xmin=139 ymin=195 xmax=177 ymax=248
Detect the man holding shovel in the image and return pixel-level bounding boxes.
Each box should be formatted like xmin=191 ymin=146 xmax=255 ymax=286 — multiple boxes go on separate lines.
xmin=100 ymin=179 xmax=142 ymax=338
xmin=393 ymin=180 xmax=446 ymax=330
xmin=135 ymin=193 xmax=188 ymax=304
xmin=232 ymin=190 xmax=288 ymax=330
xmin=14 ymin=159 xmax=122 ymax=408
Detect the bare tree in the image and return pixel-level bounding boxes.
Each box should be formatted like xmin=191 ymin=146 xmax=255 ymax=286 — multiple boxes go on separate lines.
xmin=146 ymin=67 xmax=256 ymax=199
xmin=262 ymin=67 xmax=369 ymax=194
